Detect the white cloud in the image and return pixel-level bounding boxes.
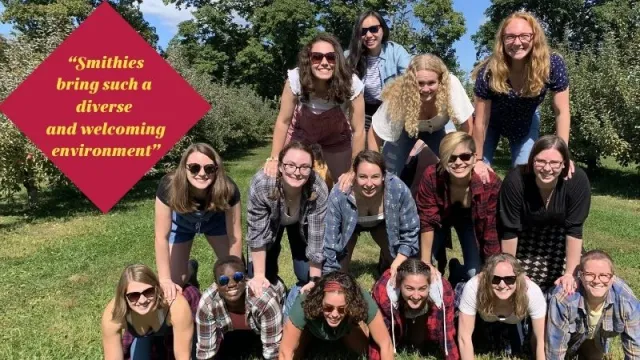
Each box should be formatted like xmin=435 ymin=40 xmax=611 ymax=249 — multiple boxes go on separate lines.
xmin=137 ymin=0 xmax=195 ymax=28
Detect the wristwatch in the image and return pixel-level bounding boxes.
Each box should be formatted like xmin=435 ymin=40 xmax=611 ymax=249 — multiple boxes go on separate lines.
xmin=309 ymin=276 xmax=321 ymax=283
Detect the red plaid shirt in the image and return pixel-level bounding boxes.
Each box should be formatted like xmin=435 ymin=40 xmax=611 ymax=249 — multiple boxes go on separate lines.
xmin=415 ymin=164 xmax=501 ymax=259
xmin=368 ymin=269 xmax=459 ymax=360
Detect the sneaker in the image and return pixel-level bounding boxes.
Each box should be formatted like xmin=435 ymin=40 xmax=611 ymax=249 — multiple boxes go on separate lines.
xmin=188 ymin=259 xmax=200 ymax=290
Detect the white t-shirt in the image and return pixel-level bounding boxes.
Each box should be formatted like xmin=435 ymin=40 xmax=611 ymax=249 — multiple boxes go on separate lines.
xmin=371 ymin=73 xmax=474 ymax=142
xmin=287 ymin=68 xmax=364 ymax=115
xmin=458 ymin=274 xmax=547 ymax=324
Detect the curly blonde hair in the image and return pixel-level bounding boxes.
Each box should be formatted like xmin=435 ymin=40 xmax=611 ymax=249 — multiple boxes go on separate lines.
xmin=476 ymin=253 xmax=529 ymax=320
xmin=471 ymin=11 xmax=551 ymax=97
xmin=380 ymin=53 xmax=455 ymax=138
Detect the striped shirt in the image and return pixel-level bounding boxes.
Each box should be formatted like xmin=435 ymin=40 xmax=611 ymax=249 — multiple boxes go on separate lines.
xmin=363 ymin=56 xmax=383 ymax=104
xmin=195 ymin=281 xmax=286 ymax=359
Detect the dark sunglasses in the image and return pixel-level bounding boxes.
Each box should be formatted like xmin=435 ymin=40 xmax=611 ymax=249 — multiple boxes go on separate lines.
xmin=448 ymin=152 xmax=474 ymax=163
xmin=126 ymin=287 xmax=156 ymax=303
xmin=219 ymin=271 xmax=245 ymax=286
xmin=187 ymin=163 xmax=218 ymax=175
xmin=491 ymin=275 xmax=517 ymax=286
xmin=309 ymin=52 xmax=337 ymax=65
xmin=360 ymin=25 xmax=382 ymax=36
xmin=322 ymin=304 xmax=346 ymax=315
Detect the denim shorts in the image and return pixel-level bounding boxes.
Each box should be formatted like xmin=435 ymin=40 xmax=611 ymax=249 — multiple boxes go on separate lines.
xmin=168 ymin=210 xmax=227 ymax=244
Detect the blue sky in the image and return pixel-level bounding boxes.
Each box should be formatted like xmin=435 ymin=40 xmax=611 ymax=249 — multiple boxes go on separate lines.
xmin=0 ymin=0 xmax=490 ymax=74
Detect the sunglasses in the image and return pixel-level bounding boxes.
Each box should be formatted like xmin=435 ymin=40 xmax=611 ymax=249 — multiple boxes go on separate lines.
xmin=360 ymin=25 xmax=382 ymax=36
xmin=219 ymin=271 xmax=245 ymax=286
xmin=309 ymin=52 xmax=336 ymax=65
xmin=126 ymin=287 xmax=156 ymax=303
xmin=322 ymin=304 xmax=346 ymax=315
xmin=448 ymin=152 xmax=474 ymax=163
xmin=187 ymin=163 xmax=218 ymax=175
xmin=491 ymin=275 xmax=517 ymax=286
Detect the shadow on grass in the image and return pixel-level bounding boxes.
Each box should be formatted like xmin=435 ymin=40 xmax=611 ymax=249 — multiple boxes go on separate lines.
xmin=349 ymin=259 xmax=379 ymax=281
xmin=585 ymin=165 xmax=640 ymax=200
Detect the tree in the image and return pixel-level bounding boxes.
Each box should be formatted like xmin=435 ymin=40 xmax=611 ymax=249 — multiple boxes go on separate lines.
xmin=0 ymin=0 xmax=159 ymax=48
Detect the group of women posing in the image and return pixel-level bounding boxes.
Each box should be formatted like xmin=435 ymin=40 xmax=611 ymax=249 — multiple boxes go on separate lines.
xmin=100 ymin=8 xmax=595 ymax=360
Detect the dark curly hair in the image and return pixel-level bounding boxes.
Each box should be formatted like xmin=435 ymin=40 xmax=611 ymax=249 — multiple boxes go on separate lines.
xmin=297 ymin=32 xmax=353 ymax=105
xmin=302 ymin=271 xmax=368 ymax=324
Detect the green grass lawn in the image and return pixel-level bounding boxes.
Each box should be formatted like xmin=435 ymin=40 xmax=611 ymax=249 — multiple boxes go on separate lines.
xmin=1 ymin=142 xmax=638 ymax=359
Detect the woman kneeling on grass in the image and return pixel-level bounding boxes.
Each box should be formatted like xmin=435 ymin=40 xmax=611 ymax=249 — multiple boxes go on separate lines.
xmin=101 ymin=264 xmax=199 ymax=360
xmin=370 ymin=258 xmax=459 ymax=359
xmin=457 ymin=253 xmax=546 ymax=360
xmin=278 ymin=271 xmax=393 ymax=360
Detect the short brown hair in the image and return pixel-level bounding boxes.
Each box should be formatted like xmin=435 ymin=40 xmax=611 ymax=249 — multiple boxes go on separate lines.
xmin=352 ymin=149 xmax=386 ymax=174
xmin=111 ymin=264 xmax=166 ymax=324
xmin=525 ymin=135 xmax=571 ymax=179
xmin=580 ymin=249 xmax=615 ymax=275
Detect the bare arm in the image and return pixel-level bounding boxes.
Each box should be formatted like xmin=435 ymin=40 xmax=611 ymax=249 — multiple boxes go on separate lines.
xmin=170 ymin=295 xmax=195 ymax=360
xmin=552 ymin=89 xmax=570 ymax=145
xmin=154 ymin=198 xmax=180 ymax=301
xmin=225 ymin=202 xmax=243 ymax=258
xmin=368 ymin=312 xmax=394 ymax=360
xmin=349 ymin=93 xmax=366 ymax=160
xmin=531 ymin=316 xmax=546 ymax=360
xmin=367 ymin=125 xmax=384 ymax=152
xmin=457 ymin=312 xmax=476 ymax=360
xmin=101 ymin=299 xmax=124 ymax=360
xmin=472 ymin=97 xmax=491 ymax=160
xmin=501 ymin=238 xmax=518 ymax=257
xmin=279 ymin=319 xmax=303 ymax=360
xmin=265 ymin=80 xmax=297 ymax=175
xmin=249 ymin=247 xmax=270 ymax=297
xmin=420 ymin=231 xmax=435 ymax=264
xmin=460 ymin=114 xmax=472 ymax=135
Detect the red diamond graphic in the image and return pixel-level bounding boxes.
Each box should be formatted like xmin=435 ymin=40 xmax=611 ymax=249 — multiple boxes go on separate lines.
xmin=0 ymin=2 xmax=211 ymax=213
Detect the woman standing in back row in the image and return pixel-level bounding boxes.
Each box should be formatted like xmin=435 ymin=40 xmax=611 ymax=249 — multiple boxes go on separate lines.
xmin=471 ymin=11 xmax=572 ymax=183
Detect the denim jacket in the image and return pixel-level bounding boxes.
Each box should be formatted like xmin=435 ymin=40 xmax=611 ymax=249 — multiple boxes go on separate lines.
xmin=546 ymin=278 xmax=640 ymax=359
xmin=322 ymin=172 xmax=419 ymax=274
xmin=345 ymin=41 xmax=412 ymax=89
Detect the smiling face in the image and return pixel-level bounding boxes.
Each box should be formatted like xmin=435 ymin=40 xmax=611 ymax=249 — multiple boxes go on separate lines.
xmin=400 ymin=274 xmax=430 ymax=310
xmin=491 ymin=261 xmax=518 ymax=300
xmin=446 ymin=143 xmax=476 ymax=179
xmin=279 ymin=148 xmax=313 ymax=190
xmin=416 ymin=70 xmax=440 ymax=102
xmin=310 ymin=41 xmax=336 ymax=81
xmin=125 ymin=281 xmax=157 ymax=316
xmin=580 ymin=259 xmax=615 ymax=302
xmin=185 ymin=151 xmax=216 ymax=190
xmin=532 ymin=148 xmax=564 ymax=185
xmin=322 ymin=291 xmax=347 ymax=328
xmin=355 ymin=161 xmax=383 ymax=198
xmin=361 ymin=15 xmax=384 ymax=53
xmin=215 ymin=264 xmax=246 ymax=303
xmin=502 ymin=18 xmax=534 ymax=61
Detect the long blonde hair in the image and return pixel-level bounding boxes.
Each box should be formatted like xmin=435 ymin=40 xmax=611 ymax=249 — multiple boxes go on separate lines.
xmin=111 ymin=264 xmax=166 ymax=324
xmin=476 ymin=253 xmax=529 ymax=320
xmin=381 ymin=54 xmax=456 ymax=138
xmin=471 ymin=11 xmax=551 ymax=97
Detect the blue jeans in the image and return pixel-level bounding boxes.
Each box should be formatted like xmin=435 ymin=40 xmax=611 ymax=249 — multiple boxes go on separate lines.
xmin=431 ymin=217 xmax=481 ymax=280
xmin=483 ymin=110 xmax=540 ymax=167
xmin=382 ymin=120 xmax=456 ymax=175
xmin=283 ymin=284 xmax=302 ymax=321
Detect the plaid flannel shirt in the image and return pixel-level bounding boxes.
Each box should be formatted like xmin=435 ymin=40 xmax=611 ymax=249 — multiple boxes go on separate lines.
xmin=546 ymin=278 xmax=640 ymax=360
xmin=246 ymin=170 xmax=328 ymax=264
xmin=195 ymin=281 xmax=285 ymax=360
xmin=415 ymin=164 xmax=501 ymax=259
xmin=322 ymin=172 xmax=419 ymax=274
xmin=368 ymin=269 xmax=460 ymax=360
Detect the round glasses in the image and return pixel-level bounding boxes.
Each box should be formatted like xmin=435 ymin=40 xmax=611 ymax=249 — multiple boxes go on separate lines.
xmin=282 ymin=163 xmax=312 ymax=175
xmin=503 ymin=33 xmax=533 ymax=44
xmin=218 ymin=271 xmax=245 ymax=286
xmin=533 ymin=159 xmax=563 ymax=170
xmin=581 ymin=272 xmax=613 ymax=283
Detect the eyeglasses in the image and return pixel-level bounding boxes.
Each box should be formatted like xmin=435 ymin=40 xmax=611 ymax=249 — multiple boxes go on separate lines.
xmin=322 ymin=304 xmax=346 ymax=315
xmin=448 ymin=152 xmax=474 ymax=163
xmin=360 ymin=25 xmax=382 ymax=36
xmin=533 ymin=159 xmax=564 ymax=169
xmin=187 ymin=163 xmax=218 ymax=175
xmin=503 ymin=33 xmax=533 ymax=43
xmin=126 ymin=287 xmax=156 ymax=303
xmin=309 ymin=52 xmax=336 ymax=65
xmin=282 ymin=163 xmax=313 ymax=175
xmin=491 ymin=275 xmax=517 ymax=286
xmin=218 ymin=271 xmax=245 ymax=286
xmin=581 ymin=272 xmax=613 ymax=283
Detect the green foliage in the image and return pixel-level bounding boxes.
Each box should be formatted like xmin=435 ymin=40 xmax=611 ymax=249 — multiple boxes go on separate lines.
xmin=164 ymin=42 xmax=277 ymax=157
xmin=0 ymin=0 xmax=159 ymax=48
xmin=538 ymin=33 xmax=640 ymax=170
xmin=169 ymin=0 xmax=467 ymax=99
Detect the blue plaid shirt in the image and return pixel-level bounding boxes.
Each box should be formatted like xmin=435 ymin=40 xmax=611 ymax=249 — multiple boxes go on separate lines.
xmin=322 ymin=172 xmax=419 ymax=274
xmin=546 ymin=277 xmax=640 ymax=359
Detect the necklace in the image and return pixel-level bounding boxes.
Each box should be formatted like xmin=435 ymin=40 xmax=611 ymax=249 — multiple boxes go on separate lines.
xmin=542 ymin=188 xmax=554 ymax=209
